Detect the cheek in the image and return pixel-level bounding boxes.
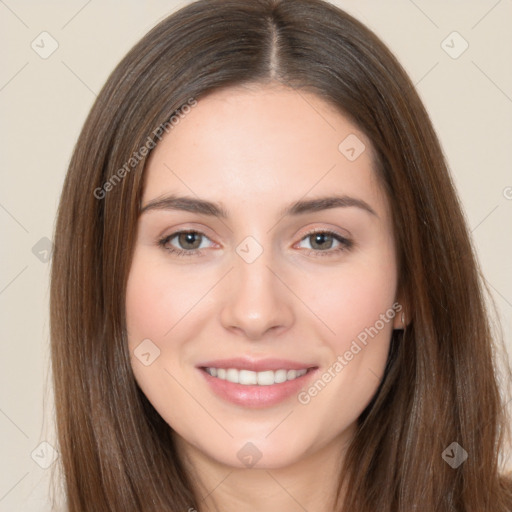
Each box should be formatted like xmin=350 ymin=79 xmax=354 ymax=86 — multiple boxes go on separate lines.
xmin=307 ymin=254 xmax=398 ymax=348
xmin=125 ymin=251 xmax=205 ymax=345
xmin=125 ymin=252 xmax=201 ymax=429
xmin=293 ymin=261 xmax=398 ymax=430
xmin=125 ymin=248 xmax=217 ymax=389
xmin=298 ymin=244 xmax=398 ymax=412
xmin=126 ymin=266 xmax=169 ymax=343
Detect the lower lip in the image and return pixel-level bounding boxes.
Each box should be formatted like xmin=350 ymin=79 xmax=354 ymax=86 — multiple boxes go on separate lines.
xmin=198 ymin=368 xmax=318 ymax=408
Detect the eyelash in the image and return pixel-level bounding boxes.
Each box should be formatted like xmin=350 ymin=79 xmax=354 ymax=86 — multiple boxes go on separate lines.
xmin=157 ymin=229 xmax=353 ymax=258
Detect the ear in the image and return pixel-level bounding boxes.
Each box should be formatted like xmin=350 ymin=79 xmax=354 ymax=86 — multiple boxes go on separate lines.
xmin=392 ymin=290 xmax=409 ymax=330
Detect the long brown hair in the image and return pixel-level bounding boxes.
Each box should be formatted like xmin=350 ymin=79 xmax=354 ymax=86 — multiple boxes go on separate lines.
xmin=50 ymin=0 xmax=512 ymax=510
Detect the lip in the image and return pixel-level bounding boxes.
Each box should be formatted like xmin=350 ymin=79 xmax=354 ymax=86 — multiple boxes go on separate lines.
xmin=196 ymin=358 xmax=318 ymax=408
xmin=197 ymin=357 xmax=316 ymax=372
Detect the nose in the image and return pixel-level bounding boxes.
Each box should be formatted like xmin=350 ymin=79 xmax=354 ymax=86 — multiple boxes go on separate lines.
xmin=219 ymin=245 xmax=295 ymax=341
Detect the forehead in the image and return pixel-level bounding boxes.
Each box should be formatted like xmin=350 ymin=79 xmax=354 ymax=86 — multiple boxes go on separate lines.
xmin=142 ymin=84 xmax=387 ymax=218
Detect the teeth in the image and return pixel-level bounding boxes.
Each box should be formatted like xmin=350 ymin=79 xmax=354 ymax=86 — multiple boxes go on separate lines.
xmin=205 ymin=367 xmax=308 ymax=385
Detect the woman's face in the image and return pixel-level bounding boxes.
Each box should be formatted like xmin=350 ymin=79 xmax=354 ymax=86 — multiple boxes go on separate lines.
xmin=126 ymin=84 xmax=402 ymax=470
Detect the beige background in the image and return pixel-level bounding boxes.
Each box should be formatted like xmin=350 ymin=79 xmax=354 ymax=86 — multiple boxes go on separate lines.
xmin=1 ymin=1 xmax=511 ymax=510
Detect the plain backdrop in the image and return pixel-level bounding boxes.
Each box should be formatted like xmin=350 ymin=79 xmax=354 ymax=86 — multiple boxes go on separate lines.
xmin=1 ymin=1 xmax=511 ymax=510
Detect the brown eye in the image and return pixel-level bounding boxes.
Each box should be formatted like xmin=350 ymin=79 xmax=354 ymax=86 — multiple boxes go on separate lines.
xmin=296 ymin=229 xmax=353 ymax=256
xmin=176 ymin=232 xmax=203 ymax=250
xmin=158 ymin=230 xmax=212 ymax=256
xmin=308 ymin=232 xmax=335 ymax=250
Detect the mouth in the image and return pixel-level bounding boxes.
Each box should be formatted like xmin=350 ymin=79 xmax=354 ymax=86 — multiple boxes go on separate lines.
xmin=196 ymin=358 xmax=318 ymax=408
xmin=202 ymin=367 xmax=312 ymax=385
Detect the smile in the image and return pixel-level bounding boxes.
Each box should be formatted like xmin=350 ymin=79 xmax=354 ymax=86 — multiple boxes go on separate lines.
xmin=203 ymin=367 xmax=310 ymax=385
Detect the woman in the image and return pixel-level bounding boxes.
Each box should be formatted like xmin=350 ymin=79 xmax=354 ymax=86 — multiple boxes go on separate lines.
xmin=50 ymin=0 xmax=512 ymax=510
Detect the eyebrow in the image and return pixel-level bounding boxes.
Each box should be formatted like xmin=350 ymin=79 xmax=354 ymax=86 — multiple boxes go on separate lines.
xmin=140 ymin=194 xmax=378 ymax=218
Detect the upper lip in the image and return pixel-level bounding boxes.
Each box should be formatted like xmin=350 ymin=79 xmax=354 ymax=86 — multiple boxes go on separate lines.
xmin=197 ymin=357 xmax=318 ymax=372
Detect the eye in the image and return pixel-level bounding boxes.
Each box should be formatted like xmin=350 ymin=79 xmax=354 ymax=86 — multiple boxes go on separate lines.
xmin=296 ymin=229 xmax=353 ymax=256
xmin=157 ymin=228 xmax=353 ymax=258
xmin=158 ymin=230 xmax=213 ymax=256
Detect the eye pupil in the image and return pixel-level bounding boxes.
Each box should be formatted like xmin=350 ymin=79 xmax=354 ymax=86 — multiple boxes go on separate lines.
xmin=179 ymin=232 xmax=201 ymax=249
xmin=310 ymin=233 xmax=333 ymax=250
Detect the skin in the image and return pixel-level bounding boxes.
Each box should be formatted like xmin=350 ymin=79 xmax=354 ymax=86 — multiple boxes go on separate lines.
xmin=125 ymin=82 xmax=404 ymax=511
